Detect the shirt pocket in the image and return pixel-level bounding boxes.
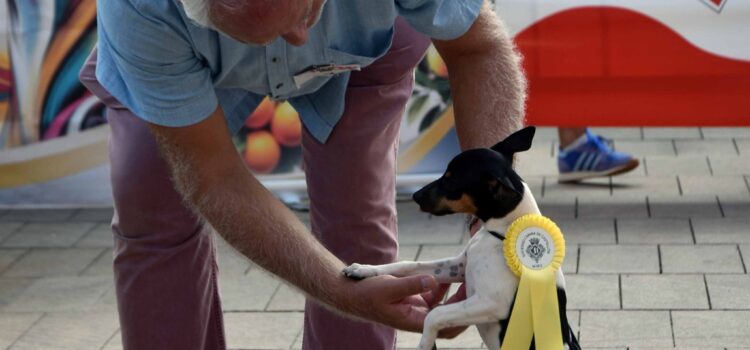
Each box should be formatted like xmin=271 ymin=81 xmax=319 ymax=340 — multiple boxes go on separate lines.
xmin=323 ymin=47 xmax=379 ymax=68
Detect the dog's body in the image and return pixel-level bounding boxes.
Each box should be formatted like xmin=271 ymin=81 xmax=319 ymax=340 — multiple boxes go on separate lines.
xmin=343 ymin=127 xmax=580 ymax=350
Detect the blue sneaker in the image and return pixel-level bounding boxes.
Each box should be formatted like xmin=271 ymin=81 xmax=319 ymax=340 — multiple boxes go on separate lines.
xmin=557 ymin=129 xmax=639 ymax=182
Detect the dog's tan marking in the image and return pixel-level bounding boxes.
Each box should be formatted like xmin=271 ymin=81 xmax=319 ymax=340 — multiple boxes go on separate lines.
xmin=441 ymin=194 xmax=477 ymax=214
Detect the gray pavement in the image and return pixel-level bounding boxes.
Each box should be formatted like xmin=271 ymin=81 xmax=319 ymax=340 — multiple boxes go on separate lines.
xmin=1 ymin=127 xmax=750 ymax=349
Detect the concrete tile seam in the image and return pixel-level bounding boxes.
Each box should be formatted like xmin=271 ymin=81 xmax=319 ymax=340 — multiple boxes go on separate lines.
xmin=5 ymin=311 xmax=46 ymax=349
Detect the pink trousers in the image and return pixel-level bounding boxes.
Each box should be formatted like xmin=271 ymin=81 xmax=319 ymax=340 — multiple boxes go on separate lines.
xmin=80 ymin=18 xmax=431 ymax=350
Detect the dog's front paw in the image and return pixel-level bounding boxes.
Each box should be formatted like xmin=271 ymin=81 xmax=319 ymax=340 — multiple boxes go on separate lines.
xmin=342 ymin=263 xmax=379 ymax=280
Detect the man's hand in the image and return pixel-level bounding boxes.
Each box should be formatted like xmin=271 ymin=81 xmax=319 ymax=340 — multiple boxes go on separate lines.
xmin=341 ymin=274 xmax=439 ymax=332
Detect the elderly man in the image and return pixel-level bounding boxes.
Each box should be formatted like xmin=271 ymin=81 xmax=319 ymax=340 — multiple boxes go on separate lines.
xmin=80 ymin=0 xmax=525 ymax=349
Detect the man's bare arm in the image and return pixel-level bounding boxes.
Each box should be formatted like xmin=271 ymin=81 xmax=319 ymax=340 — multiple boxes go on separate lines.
xmin=147 ymin=107 xmax=437 ymax=331
xmin=433 ymin=0 xmax=526 ymax=150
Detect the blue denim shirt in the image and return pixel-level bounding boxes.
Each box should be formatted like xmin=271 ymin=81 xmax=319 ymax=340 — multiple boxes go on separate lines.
xmin=95 ymin=0 xmax=483 ymax=142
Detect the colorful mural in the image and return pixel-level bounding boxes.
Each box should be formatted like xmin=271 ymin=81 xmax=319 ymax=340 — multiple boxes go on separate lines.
xmin=1 ymin=0 xmax=103 ymax=150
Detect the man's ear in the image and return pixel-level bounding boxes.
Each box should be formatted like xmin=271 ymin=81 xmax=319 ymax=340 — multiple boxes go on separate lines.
xmin=490 ymin=126 xmax=536 ymax=159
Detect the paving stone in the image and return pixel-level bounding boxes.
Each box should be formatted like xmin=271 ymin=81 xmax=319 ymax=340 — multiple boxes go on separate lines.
xmin=675 ymin=139 xmax=738 ymax=156
xmin=0 ymin=279 xmax=34 ymax=309
xmin=649 ymin=195 xmax=723 ymax=219
xmin=0 ymin=223 xmax=23 ymax=244
xmin=705 ymin=275 xmax=750 ymax=309
xmin=643 ymin=127 xmax=702 ymax=140
xmin=398 ymin=245 xmax=420 ymax=260
xmin=578 ymin=245 xmax=659 ymax=274
xmin=0 ymin=312 xmax=42 ymax=349
xmin=543 ymin=178 xmax=610 ymax=200
xmin=630 ymin=348 xmax=722 ymax=350
xmin=562 ymin=244 xmax=578 ymax=274
xmin=75 ymin=223 xmax=114 ymax=248
xmin=216 ymin=236 xmax=251 ymax=276
xmin=536 ymin=196 xmax=576 ymax=220
xmin=555 ymin=219 xmax=615 ymax=245
xmin=568 ymin=310 xmax=580 ymax=339
xmin=101 ymin=331 xmax=123 ymax=350
xmin=0 ymin=249 xmax=27 ymax=273
xmin=673 ymin=311 xmax=750 ymax=347
xmin=0 ymin=209 xmax=75 ymax=222
xmin=614 ymin=140 xmax=676 ymax=157
xmin=219 ymin=268 xmax=280 ymax=311
xmin=565 ymin=274 xmax=620 ymax=310
xmin=532 ymin=127 xmax=559 ymax=141
xmin=1 ymin=222 xmax=95 ymax=248
xmin=680 ymin=175 xmax=749 ymax=196
xmin=577 ymin=196 xmax=649 ymax=219
xmin=644 ymin=155 xmax=712 ymax=176
xmin=81 ymin=249 xmax=113 ymax=276
xmin=397 ymin=326 xmax=484 ymax=349
xmin=11 ymin=311 xmax=119 ymax=350
xmin=611 ymin=176 xmax=680 ymax=198
xmin=661 ymin=245 xmax=744 ymax=274
xmin=591 ymin=127 xmax=642 ymax=140
xmin=709 ymin=156 xmax=750 ymax=175
xmin=523 ymin=176 xmax=544 ymax=197
xmin=67 ymin=208 xmax=113 ymax=222
xmin=737 ymin=139 xmax=750 ymax=155
xmin=719 ymin=194 xmax=750 ymax=218
xmin=741 ymin=244 xmax=750 ymax=272
xmin=617 ymin=218 xmax=693 ymax=244
xmin=266 ymin=283 xmax=305 ymax=311
xmin=701 ymin=127 xmax=750 ymax=139
xmin=398 ymin=205 xmax=465 ymax=245
xmin=579 ymin=311 xmax=673 ymax=347
xmin=692 ymin=218 xmax=750 ymax=244
xmin=513 ymin=155 xmax=558 ymax=176
xmin=3 ymin=276 xmax=111 ymax=312
xmin=89 ymin=286 xmax=118 ymax=313
xmin=622 ymin=274 xmax=708 ymax=310
xmin=224 ymin=312 xmax=303 ymax=349
xmin=2 ymin=248 xmax=104 ymax=278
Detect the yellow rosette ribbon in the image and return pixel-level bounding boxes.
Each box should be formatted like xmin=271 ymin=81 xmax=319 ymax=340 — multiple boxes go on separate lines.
xmin=501 ymin=214 xmax=566 ymax=350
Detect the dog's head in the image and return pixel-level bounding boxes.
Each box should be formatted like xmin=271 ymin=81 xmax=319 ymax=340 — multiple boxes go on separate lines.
xmin=412 ymin=126 xmax=536 ymax=221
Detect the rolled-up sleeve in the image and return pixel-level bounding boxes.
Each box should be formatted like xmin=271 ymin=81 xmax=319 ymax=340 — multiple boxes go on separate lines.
xmin=95 ymin=0 xmax=217 ymax=127
xmin=395 ymin=0 xmax=484 ymax=40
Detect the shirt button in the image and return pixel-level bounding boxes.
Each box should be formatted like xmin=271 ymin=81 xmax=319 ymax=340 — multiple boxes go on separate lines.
xmin=276 ymin=83 xmax=284 ymax=89
xmin=272 ymin=57 xmax=279 ymax=63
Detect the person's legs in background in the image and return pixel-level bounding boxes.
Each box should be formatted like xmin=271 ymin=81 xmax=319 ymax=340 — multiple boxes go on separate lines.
xmin=557 ymin=127 xmax=639 ymax=182
xmin=300 ymin=18 xmax=431 ymax=350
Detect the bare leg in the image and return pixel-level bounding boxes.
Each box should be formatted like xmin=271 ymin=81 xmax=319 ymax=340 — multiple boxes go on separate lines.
xmin=558 ymin=127 xmax=587 ymax=148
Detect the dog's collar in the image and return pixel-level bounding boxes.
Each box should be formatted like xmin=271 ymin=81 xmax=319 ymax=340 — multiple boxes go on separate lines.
xmin=487 ymin=230 xmax=505 ymax=240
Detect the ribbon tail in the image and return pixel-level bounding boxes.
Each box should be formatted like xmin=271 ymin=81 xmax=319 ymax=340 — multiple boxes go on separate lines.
xmin=528 ymin=269 xmax=564 ymax=350
xmin=500 ymin=268 xmax=535 ymax=350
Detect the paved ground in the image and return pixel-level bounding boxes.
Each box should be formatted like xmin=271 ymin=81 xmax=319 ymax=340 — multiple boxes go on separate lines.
xmin=1 ymin=127 xmax=750 ymax=349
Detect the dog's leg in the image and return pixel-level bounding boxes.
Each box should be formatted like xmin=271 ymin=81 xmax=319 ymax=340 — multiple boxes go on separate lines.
xmin=416 ymin=295 xmax=502 ymax=350
xmin=343 ymin=252 xmax=467 ymax=283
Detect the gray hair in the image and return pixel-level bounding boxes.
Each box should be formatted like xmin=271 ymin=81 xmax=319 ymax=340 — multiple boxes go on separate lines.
xmin=180 ymin=0 xmax=214 ymax=28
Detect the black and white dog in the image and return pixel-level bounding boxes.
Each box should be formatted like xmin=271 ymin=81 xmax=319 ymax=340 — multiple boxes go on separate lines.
xmin=344 ymin=127 xmax=580 ymax=350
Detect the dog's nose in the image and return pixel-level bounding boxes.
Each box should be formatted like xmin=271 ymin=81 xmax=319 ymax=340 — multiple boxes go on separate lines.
xmin=412 ymin=188 xmax=425 ymax=203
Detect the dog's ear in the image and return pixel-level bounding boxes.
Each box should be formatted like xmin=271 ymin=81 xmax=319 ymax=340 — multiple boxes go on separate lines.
xmin=490 ymin=126 xmax=536 ymax=159
xmin=489 ymin=175 xmax=522 ymax=198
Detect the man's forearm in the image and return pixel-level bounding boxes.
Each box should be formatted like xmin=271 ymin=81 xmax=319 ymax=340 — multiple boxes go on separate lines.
xmin=152 ymin=129 xmax=358 ymax=314
xmin=437 ymin=2 xmax=526 ymax=150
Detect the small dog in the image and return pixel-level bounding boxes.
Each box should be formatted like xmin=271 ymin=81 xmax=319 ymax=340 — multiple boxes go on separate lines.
xmin=343 ymin=127 xmax=580 ymax=350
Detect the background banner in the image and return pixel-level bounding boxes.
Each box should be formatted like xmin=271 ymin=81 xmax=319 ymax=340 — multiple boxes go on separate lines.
xmin=1 ymin=0 xmax=749 ymax=203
